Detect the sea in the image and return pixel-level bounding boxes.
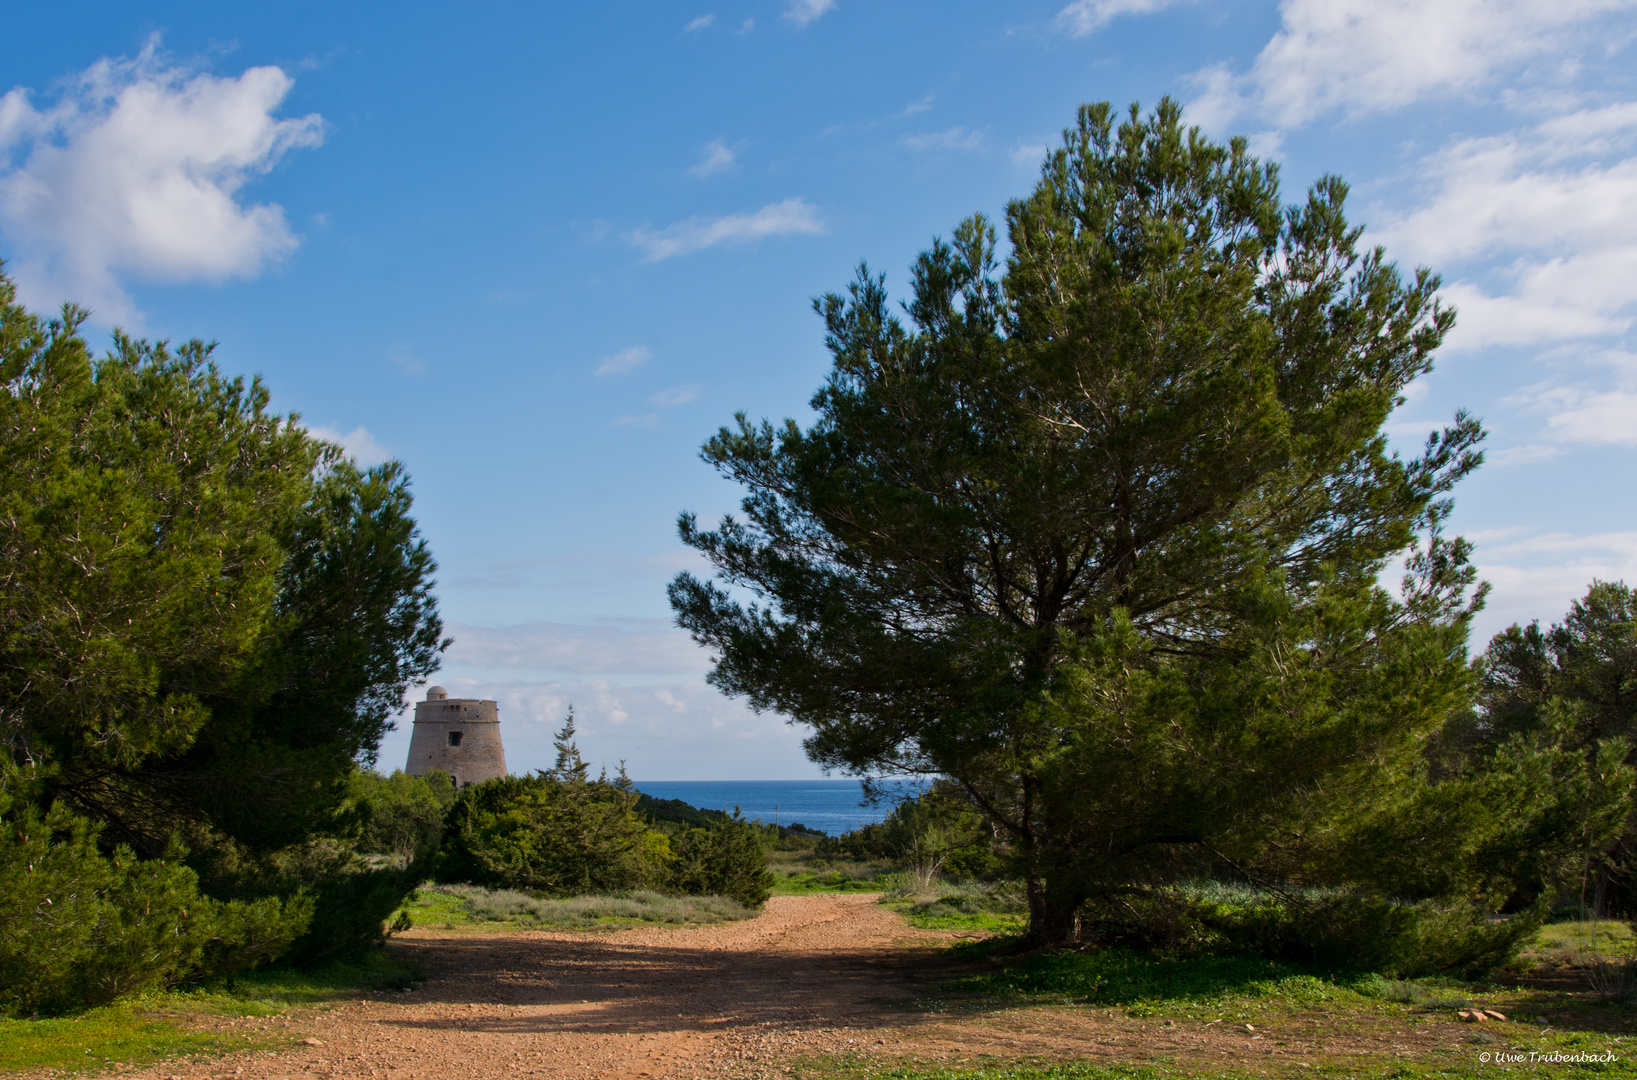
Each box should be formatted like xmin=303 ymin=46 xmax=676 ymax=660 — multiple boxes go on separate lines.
xmin=632 ymin=779 xmax=926 ymax=837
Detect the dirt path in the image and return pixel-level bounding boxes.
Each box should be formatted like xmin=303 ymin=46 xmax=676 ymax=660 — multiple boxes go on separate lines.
xmin=128 ymin=894 xmax=943 ymax=1080
xmin=94 ymin=894 xmax=1507 ymax=1079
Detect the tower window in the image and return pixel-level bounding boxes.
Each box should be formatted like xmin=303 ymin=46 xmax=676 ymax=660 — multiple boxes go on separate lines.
xmin=448 ymin=731 xmax=463 ymax=747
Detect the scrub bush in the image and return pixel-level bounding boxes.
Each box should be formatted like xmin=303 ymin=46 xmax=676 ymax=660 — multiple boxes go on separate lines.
xmin=667 ymin=812 xmax=774 ymax=908
xmin=0 ymin=807 xmax=309 ymax=1017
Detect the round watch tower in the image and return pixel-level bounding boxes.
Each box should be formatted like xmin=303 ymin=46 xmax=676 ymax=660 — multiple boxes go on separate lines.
xmin=405 ymin=686 xmax=507 ymax=788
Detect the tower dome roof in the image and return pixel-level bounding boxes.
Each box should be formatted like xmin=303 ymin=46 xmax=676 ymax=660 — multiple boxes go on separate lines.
xmin=426 ymin=685 xmax=448 ymax=700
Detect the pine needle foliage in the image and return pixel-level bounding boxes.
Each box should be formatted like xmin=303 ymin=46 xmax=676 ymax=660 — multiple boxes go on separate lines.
xmin=668 ymin=101 xmax=1597 ymax=956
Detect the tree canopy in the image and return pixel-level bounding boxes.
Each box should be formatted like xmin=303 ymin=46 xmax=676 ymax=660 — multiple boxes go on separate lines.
xmin=668 ymin=101 xmax=1615 ymax=948
xmin=0 ymin=263 xmax=445 ymax=889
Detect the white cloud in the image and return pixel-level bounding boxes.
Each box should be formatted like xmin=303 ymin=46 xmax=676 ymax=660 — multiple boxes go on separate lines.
xmin=1055 ymin=0 xmax=1193 ymax=36
xmin=596 ymin=344 xmax=651 ymax=376
xmin=903 ymin=96 xmax=934 ymax=116
xmin=307 ymin=424 xmax=392 ymax=467
xmin=784 ymin=0 xmax=836 ymax=27
xmin=387 ymin=345 xmax=426 ymax=375
xmin=628 ymin=197 xmax=823 ymax=261
xmin=737 ymin=18 xmax=756 ymax=34
xmin=684 ymin=14 xmax=716 ymax=32
xmin=1497 ymin=349 xmax=1637 ymax=450
xmin=0 ymin=38 xmax=323 ymax=321
xmin=903 ymin=127 xmax=984 ymax=152
xmin=612 ymin=413 xmax=659 ymax=428
xmin=1188 ymin=0 xmax=1636 ymax=130
xmin=1011 ymin=140 xmax=1050 ymax=169
xmin=687 ymin=137 xmax=739 ymax=178
xmin=381 ymin=675 xmax=812 ymax=779
xmin=649 ymin=384 xmax=699 ymax=407
xmin=1370 ymin=105 xmax=1637 ymax=351
xmin=1471 ymin=529 xmax=1637 ymax=641
xmin=444 ymin=619 xmax=713 ymax=676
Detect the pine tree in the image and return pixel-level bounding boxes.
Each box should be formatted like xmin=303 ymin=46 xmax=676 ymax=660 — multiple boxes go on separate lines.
xmin=670 ymin=101 xmax=1512 ymax=946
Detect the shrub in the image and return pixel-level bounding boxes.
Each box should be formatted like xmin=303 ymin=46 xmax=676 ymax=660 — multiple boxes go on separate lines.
xmin=1076 ymin=882 xmax=1541 ymax=978
xmin=816 ymin=783 xmax=1003 ymax=881
xmin=439 ymin=773 xmax=667 ymax=893
xmin=238 ymin=840 xmax=424 ymax=965
xmin=667 ymin=812 xmax=774 ymax=908
xmin=352 ymin=769 xmax=455 ymax=859
xmin=426 ymin=884 xmax=754 ymax=927
xmin=0 ymin=807 xmax=310 ymax=1017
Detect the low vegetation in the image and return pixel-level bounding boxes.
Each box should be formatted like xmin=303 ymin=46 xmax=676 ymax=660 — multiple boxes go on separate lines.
xmin=406 ymin=883 xmax=754 ymax=929
xmin=0 ymin=951 xmax=417 ymax=1073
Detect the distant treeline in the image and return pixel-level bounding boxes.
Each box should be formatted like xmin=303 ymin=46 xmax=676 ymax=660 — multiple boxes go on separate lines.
xmin=632 ymin=793 xmax=826 ymax=839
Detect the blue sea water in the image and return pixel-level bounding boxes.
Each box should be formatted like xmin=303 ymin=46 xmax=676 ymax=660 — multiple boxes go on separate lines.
xmin=632 ymin=779 xmax=924 ymax=836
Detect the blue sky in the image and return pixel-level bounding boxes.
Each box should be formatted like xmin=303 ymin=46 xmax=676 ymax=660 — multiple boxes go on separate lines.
xmin=3 ymin=1 xmax=1635 ymax=779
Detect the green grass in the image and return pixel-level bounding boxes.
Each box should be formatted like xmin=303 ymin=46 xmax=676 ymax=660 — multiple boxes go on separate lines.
xmin=1533 ymin=920 xmax=1637 ymax=967
xmin=882 ymin=879 xmax=1028 ymax=934
xmin=947 ymin=946 xmax=1363 ymax=1013
xmin=798 ymin=1065 xmax=1271 ymax=1080
xmin=0 ymin=1010 xmax=255 ymax=1074
xmin=403 ymin=884 xmax=756 ymax=929
xmin=772 ymin=869 xmax=894 ymax=894
xmin=0 ymin=951 xmax=418 ymax=1074
xmin=786 ymin=1058 xmax=1561 ymax=1080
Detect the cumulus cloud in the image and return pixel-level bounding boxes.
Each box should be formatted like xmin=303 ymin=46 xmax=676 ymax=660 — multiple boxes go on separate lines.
xmin=596 ymin=344 xmax=651 ymax=375
xmin=0 ymin=38 xmax=323 ymax=320
xmin=628 ymin=197 xmax=823 ymax=261
xmin=1188 ymin=0 xmax=1635 ymax=130
xmin=687 ymin=137 xmax=739 ymax=178
xmin=1055 ymin=0 xmax=1193 ymax=36
xmin=307 ymin=424 xmax=392 ymax=467
xmin=1370 ymin=104 xmax=1637 ymax=351
xmin=784 ymin=0 xmax=836 ymax=27
xmin=903 ymin=127 xmax=984 ymax=152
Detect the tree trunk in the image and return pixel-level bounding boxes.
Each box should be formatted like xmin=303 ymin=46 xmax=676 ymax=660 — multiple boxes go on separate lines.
xmin=1024 ymin=877 xmax=1084 ymax=948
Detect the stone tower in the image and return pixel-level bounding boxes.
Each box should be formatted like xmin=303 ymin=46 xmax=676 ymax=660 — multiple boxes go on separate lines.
xmin=405 ymin=686 xmax=507 ymax=788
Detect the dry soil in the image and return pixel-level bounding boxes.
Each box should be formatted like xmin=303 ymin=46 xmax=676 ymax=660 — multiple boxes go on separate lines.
xmin=79 ymin=893 xmax=1513 ymax=1079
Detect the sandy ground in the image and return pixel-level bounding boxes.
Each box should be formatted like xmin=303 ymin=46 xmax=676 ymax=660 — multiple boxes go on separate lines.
xmin=86 ymin=893 xmax=1515 ymax=1080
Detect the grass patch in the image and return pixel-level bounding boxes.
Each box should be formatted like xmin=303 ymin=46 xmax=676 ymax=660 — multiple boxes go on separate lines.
xmin=883 ymin=879 xmax=1028 ymax=934
xmin=0 ymin=950 xmax=419 ymax=1074
xmin=948 ymin=946 xmax=1360 ymax=1013
xmin=784 ymin=1057 xmax=1533 ymax=1080
xmin=406 ymin=884 xmax=755 ymax=929
xmin=193 ymin=949 xmax=422 ymax=1009
xmin=0 ymin=1010 xmax=252 ymax=1074
xmin=773 ymin=869 xmax=893 ymax=895
xmin=1531 ymin=920 xmax=1637 ymax=967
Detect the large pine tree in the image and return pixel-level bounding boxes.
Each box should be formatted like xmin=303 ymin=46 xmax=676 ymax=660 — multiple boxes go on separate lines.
xmin=670 ymin=101 xmax=1546 ymax=946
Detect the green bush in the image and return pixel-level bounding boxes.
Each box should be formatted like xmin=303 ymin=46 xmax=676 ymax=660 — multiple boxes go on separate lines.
xmin=438 ymin=773 xmax=667 ymax=893
xmin=0 ymin=807 xmax=309 ymax=1017
xmin=667 ymin=812 xmax=774 ymax=908
xmin=1076 ymin=882 xmax=1540 ymax=978
xmin=352 ymin=769 xmax=455 ymax=859
xmin=816 ymin=783 xmax=1003 ymax=881
xmin=244 ymin=841 xmax=424 ymax=965
xmin=425 ymin=884 xmax=754 ymax=927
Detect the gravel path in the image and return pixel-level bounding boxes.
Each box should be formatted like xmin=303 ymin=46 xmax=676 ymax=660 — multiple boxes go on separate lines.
xmin=122 ymin=894 xmax=945 ymax=1080
xmin=73 ymin=893 xmax=1499 ymax=1079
